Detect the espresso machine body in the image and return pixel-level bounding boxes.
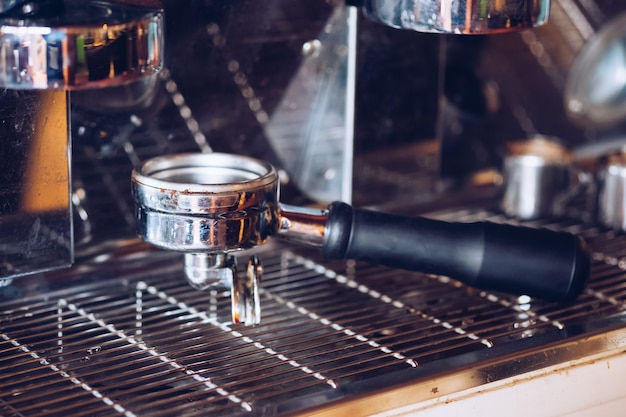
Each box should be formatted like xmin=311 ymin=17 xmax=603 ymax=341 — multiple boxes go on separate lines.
xmin=3 ymin=1 xmax=626 ymax=416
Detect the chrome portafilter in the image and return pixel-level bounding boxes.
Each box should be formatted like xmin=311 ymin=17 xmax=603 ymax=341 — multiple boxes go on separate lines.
xmin=132 ymin=153 xmax=591 ymax=326
xmin=132 ymin=153 xmax=279 ymax=325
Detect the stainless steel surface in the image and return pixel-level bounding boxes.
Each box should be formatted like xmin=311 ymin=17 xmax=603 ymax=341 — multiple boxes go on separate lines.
xmin=565 ymin=11 xmax=626 ymax=129
xmin=0 ymin=90 xmax=71 ymax=280
xmin=0 ymin=0 xmax=164 ymax=281
xmin=597 ymin=151 xmax=626 ymax=231
xmin=263 ymin=5 xmax=356 ymax=204
xmin=502 ymin=136 xmax=578 ymax=220
xmin=359 ymin=0 xmax=550 ymax=34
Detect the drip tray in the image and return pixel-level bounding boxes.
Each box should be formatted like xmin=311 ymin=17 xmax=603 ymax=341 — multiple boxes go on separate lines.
xmin=2 ymin=207 xmax=626 ymax=416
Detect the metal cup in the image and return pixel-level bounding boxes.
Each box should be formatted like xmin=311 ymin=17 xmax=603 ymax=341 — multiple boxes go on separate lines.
xmin=502 ymin=136 xmax=584 ymax=220
xmin=597 ymin=151 xmax=626 ymax=231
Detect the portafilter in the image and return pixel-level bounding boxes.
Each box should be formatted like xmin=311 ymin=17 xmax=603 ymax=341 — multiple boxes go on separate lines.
xmin=132 ymin=153 xmax=591 ymax=325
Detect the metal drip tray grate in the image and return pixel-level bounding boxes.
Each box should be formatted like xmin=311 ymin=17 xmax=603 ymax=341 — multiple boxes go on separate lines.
xmin=3 ymin=208 xmax=626 ymax=416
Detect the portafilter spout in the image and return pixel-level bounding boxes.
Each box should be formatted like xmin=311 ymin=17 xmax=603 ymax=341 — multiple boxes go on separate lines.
xmin=132 ymin=153 xmax=590 ymax=325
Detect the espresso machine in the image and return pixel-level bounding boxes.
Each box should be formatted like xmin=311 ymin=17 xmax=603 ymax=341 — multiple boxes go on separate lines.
xmin=2 ymin=1 xmax=626 ymax=416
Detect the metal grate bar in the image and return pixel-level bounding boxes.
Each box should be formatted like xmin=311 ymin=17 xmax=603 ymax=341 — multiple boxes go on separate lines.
xmin=5 ymin=209 xmax=626 ymax=415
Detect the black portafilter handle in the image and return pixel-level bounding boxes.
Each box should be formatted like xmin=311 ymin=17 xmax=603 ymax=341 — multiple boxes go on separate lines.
xmin=322 ymin=202 xmax=591 ymax=302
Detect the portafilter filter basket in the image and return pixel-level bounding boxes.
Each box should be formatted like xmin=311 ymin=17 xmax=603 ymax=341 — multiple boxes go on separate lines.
xmin=132 ymin=153 xmax=591 ymax=325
